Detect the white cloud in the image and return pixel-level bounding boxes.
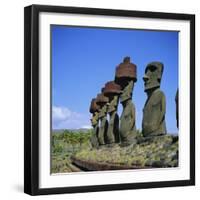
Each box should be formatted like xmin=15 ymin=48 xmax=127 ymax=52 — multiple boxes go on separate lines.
xmin=52 ymin=105 xmax=91 ymax=130
xmin=52 ymin=106 xmax=71 ymax=121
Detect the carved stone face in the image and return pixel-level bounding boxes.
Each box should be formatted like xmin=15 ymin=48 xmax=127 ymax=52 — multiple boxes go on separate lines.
xmin=120 ymin=80 xmax=134 ymax=103
xmin=98 ymin=103 xmax=108 ymax=119
xmin=143 ymin=62 xmax=163 ymax=92
xmin=107 ymin=95 xmax=119 ymax=113
xmin=91 ymin=112 xmax=99 ymax=126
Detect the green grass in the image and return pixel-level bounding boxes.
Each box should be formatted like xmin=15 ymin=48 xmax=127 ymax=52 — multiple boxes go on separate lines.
xmin=75 ymin=135 xmax=178 ymax=168
xmin=51 ymin=129 xmax=92 ymax=173
xmin=52 ymin=130 xmax=178 ymax=172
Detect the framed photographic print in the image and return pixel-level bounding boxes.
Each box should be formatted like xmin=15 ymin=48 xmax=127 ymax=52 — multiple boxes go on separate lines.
xmin=24 ymin=4 xmax=195 ymax=195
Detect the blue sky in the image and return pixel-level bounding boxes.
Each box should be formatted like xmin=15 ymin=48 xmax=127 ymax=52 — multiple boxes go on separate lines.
xmin=51 ymin=25 xmax=178 ymax=133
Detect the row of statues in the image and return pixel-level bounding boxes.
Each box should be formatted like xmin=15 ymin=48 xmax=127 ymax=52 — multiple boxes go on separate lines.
xmin=90 ymin=56 xmax=178 ymax=148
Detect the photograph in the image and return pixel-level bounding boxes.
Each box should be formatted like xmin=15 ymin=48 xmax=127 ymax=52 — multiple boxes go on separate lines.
xmin=24 ymin=5 xmax=195 ymax=195
xmin=51 ymin=25 xmax=179 ymax=173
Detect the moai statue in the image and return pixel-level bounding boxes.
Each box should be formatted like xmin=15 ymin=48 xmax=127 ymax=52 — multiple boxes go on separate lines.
xmin=115 ymin=57 xmax=137 ymax=146
xmin=175 ymin=89 xmax=179 ymax=129
xmin=142 ymin=62 xmax=167 ymax=137
xmin=96 ymin=91 xmax=109 ymax=146
xmin=89 ymin=98 xmax=100 ymax=148
xmin=104 ymin=81 xmax=122 ymax=145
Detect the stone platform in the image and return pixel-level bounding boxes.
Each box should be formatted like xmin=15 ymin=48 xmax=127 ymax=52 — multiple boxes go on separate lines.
xmin=72 ymin=134 xmax=178 ymax=171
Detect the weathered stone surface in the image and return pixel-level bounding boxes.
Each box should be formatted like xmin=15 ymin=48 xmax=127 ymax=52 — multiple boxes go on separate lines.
xmin=98 ymin=103 xmax=108 ymax=119
xmin=94 ymin=92 xmax=109 ymax=145
xmin=98 ymin=104 xmax=108 ymax=145
xmin=142 ymin=88 xmax=167 ymax=136
xmin=106 ymin=112 xmax=120 ymax=144
xmin=142 ymin=62 xmax=167 ymax=137
xmin=119 ymin=80 xmax=137 ymax=145
xmin=106 ymin=93 xmax=120 ymax=144
xmin=74 ymin=134 xmax=178 ymax=169
xmin=90 ymin=113 xmax=99 ymax=148
xmin=96 ymin=93 xmax=109 ymax=105
xmin=98 ymin=115 xmax=108 ymax=145
xmin=102 ymin=81 xmax=121 ymax=145
xmin=89 ymin=98 xmax=100 ymax=113
xmin=120 ymin=98 xmax=137 ymax=145
xmin=107 ymin=95 xmax=119 ymax=113
xmin=90 ymin=128 xmax=99 ymax=148
xmin=90 ymin=98 xmax=100 ymax=148
xmin=143 ymin=62 xmax=163 ymax=92
xmin=113 ymin=57 xmax=138 ymax=146
xmin=120 ymin=79 xmax=134 ymax=103
xmin=90 ymin=111 xmax=99 ymax=127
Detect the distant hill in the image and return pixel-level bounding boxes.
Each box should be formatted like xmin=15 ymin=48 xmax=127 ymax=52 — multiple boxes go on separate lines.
xmin=52 ymin=129 xmax=65 ymax=133
xmin=52 ymin=128 xmax=92 ymax=134
xmin=68 ymin=128 xmax=92 ymax=133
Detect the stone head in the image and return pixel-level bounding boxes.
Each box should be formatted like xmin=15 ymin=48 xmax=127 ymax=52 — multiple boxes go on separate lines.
xmin=90 ymin=112 xmax=99 ymax=127
xmin=107 ymin=95 xmax=119 ymax=113
xmin=103 ymin=81 xmax=121 ymax=113
xmin=120 ymin=80 xmax=134 ymax=103
xmin=115 ymin=56 xmax=137 ymax=88
xmin=143 ymin=62 xmax=164 ymax=92
xmin=96 ymin=92 xmax=109 ymax=118
xmin=89 ymin=98 xmax=100 ymax=114
xmin=90 ymin=98 xmax=100 ymax=127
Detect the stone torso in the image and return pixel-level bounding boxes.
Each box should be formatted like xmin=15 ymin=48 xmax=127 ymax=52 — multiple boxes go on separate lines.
xmin=142 ymin=88 xmax=167 ymax=137
xmin=98 ymin=116 xmax=108 ymax=145
xmin=107 ymin=112 xmax=119 ymax=144
xmin=90 ymin=123 xmax=99 ymax=148
xmin=119 ymin=99 xmax=136 ymax=143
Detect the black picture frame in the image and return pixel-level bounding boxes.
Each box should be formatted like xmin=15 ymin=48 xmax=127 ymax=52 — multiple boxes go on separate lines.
xmin=24 ymin=4 xmax=195 ymax=196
